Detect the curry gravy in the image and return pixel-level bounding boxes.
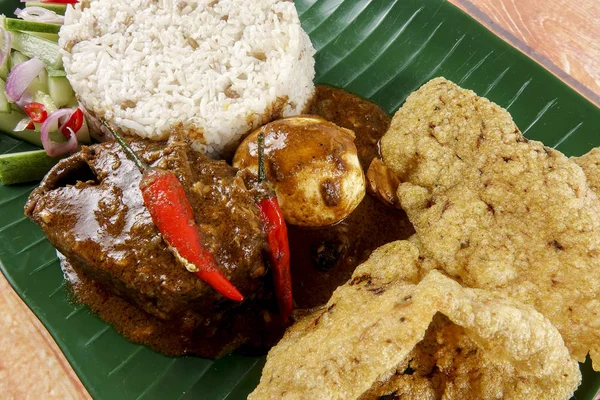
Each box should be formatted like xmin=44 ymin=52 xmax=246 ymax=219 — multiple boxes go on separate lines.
xmin=291 ymin=86 xmax=414 ymax=308
xmin=56 ymin=86 xmax=413 ymax=356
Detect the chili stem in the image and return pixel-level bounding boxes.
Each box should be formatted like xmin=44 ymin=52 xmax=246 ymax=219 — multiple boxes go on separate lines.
xmin=257 ymin=131 xmax=266 ymax=183
xmin=100 ymin=119 xmax=148 ymax=172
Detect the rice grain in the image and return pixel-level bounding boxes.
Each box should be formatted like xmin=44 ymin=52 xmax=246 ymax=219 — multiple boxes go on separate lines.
xmin=59 ymin=0 xmax=316 ymax=155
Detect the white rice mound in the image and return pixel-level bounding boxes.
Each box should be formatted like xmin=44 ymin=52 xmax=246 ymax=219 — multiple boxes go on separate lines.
xmin=59 ymin=0 xmax=315 ymax=155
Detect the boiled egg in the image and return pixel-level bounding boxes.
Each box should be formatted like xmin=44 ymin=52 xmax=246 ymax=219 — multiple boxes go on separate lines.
xmin=233 ymin=116 xmax=365 ymax=227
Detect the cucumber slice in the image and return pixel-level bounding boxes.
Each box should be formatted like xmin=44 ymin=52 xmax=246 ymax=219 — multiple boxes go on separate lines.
xmin=0 ymin=79 xmax=10 ymax=113
xmin=0 ymin=16 xmax=9 ymax=79
xmin=10 ymin=50 xmax=30 ymax=70
xmin=10 ymin=31 xmax=62 ymax=70
xmin=47 ymin=67 xmax=66 ymax=77
xmin=76 ymin=118 xmax=90 ymax=144
xmin=66 ymin=95 xmax=78 ymax=108
xmin=32 ymin=90 xmax=58 ymax=113
xmin=5 ymin=18 xmax=61 ymax=35
xmin=26 ymin=31 xmax=59 ymax=42
xmin=8 ymin=51 xmax=51 ymax=94
xmin=26 ymin=67 xmax=50 ymax=96
xmin=25 ymin=2 xmax=67 ymax=16
xmin=0 ymin=149 xmax=59 ymax=185
xmin=48 ymin=75 xmax=73 ymax=107
xmin=0 ymin=110 xmax=43 ymax=147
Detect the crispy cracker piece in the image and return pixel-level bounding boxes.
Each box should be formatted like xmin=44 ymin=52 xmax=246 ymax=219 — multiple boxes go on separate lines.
xmin=365 ymin=270 xmax=580 ymax=400
xmin=573 ymin=148 xmax=600 ymax=196
xmin=380 ymin=77 xmax=600 ymax=368
xmin=249 ymin=241 xmax=437 ymax=400
xmin=365 ymin=312 xmax=579 ymax=400
xmin=424 ymin=271 xmax=579 ymax=400
xmin=250 ymin=242 xmax=580 ymax=400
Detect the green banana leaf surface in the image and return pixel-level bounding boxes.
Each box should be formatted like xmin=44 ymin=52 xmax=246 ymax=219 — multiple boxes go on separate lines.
xmin=0 ymin=0 xmax=599 ymax=398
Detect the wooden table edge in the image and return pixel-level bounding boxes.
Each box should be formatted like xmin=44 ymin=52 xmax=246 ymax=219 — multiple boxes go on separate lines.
xmin=450 ymin=0 xmax=600 ymax=108
xmin=1 ymin=1 xmax=599 ymax=399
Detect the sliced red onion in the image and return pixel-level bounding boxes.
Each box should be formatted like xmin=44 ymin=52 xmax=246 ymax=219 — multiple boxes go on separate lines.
xmin=5 ymin=57 xmax=45 ymax=103
xmin=14 ymin=117 xmax=33 ymax=132
xmin=57 ymin=117 xmax=68 ymax=133
xmin=41 ymin=108 xmax=79 ymax=157
xmin=15 ymin=91 xmax=33 ymax=109
xmin=14 ymin=7 xmax=65 ymax=24
xmin=56 ymin=107 xmax=76 ymax=132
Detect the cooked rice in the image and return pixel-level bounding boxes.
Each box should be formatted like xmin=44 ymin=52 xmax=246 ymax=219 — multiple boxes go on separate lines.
xmin=59 ymin=0 xmax=315 ymax=155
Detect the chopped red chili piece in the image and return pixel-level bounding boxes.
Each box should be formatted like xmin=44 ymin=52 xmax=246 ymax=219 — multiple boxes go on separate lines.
xmin=101 ymin=120 xmax=244 ymax=302
xmin=256 ymin=132 xmax=293 ymax=322
xmin=258 ymin=195 xmax=293 ymax=321
xmin=140 ymin=169 xmax=244 ymax=302
xmin=23 ymin=102 xmax=47 ymax=123
xmin=61 ymin=108 xmax=84 ymax=138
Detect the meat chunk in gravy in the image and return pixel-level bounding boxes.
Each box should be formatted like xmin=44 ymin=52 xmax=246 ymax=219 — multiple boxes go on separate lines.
xmin=25 ymin=133 xmax=276 ymax=357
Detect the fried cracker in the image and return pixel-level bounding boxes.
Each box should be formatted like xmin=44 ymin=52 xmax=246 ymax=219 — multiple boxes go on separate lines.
xmin=250 ymin=242 xmax=580 ymax=399
xmin=573 ymin=148 xmax=600 ymax=196
xmin=249 ymin=241 xmax=437 ymax=400
xmin=381 ymin=77 xmax=600 ymax=368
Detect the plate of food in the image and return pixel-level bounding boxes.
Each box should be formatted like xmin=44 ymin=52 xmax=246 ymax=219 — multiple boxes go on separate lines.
xmin=0 ymin=0 xmax=599 ymax=399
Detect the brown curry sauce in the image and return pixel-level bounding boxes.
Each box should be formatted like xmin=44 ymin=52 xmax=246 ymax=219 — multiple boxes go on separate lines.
xmin=60 ymin=85 xmax=414 ymax=356
xmin=292 ymin=86 xmax=414 ymax=308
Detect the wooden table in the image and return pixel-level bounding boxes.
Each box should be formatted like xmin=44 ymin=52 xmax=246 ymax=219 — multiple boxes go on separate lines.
xmin=1 ymin=1 xmax=599 ymax=399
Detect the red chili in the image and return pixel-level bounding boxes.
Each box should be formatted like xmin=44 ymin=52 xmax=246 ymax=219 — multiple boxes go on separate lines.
xmin=258 ymin=196 xmax=292 ymax=322
xmin=61 ymin=108 xmax=84 ymax=138
xmin=256 ymin=132 xmax=293 ymax=322
xmin=101 ymin=121 xmax=244 ymax=302
xmin=23 ymin=102 xmax=47 ymax=123
xmin=140 ymin=169 xmax=244 ymax=302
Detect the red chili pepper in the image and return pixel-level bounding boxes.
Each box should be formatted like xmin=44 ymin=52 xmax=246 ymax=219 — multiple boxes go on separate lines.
xmin=258 ymin=196 xmax=292 ymax=322
xmin=140 ymin=169 xmax=244 ymax=301
xmin=256 ymin=132 xmax=293 ymax=322
xmin=23 ymin=102 xmax=47 ymax=123
xmin=61 ymin=108 xmax=84 ymax=138
xmin=102 ymin=121 xmax=244 ymax=302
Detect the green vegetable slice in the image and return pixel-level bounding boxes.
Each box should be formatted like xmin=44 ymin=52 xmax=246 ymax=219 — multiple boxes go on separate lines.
xmin=48 ymin=75 xmax=74 ymax=107
xmin=5 ymin=18 xmax=61 ymax=35
xmin=25 ymin=2 xmax=67 ymax=16
xmin=0 ymin=79 xmax=10 ymax=113
xmin=25 ymin=31 xmax=59 ymax=42
xmin=10 ymin=31 xmax=62 ymax=69
xmin=46 ymin=66 xmax=66 ymax=77
xmin=0 ymin=109 xmax=43 ymax=147
xmin=0 ymin=149 xmax=59 ymax=185
xmin=9 ymin=49 xmax=29 ymax=70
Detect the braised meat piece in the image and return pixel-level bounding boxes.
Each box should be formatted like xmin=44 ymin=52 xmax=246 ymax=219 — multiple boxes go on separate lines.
xmin=24 ymin=134 xmax=277 ymax=357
